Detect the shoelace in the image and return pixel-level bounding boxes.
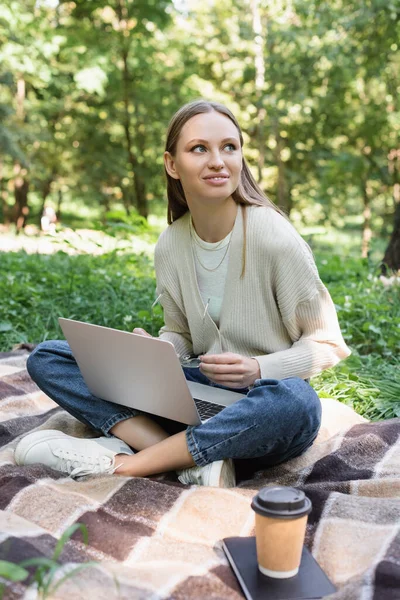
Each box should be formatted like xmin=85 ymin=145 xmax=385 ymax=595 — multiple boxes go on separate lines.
xmin=178 ymin=465 xmax=205 ymax=485
xmin=54 ymin=448 xmax=116 ymax=478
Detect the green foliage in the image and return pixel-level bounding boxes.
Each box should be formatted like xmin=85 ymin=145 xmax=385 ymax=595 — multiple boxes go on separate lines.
xmin=312 ymin=251 xmax=400 ymax=420
xmin=316 ymin=254 xmax=400 ymax=358
xmin=0 ymin=237 xmax=398 ymax=421
xmin=0 ymin=524 xmax=99 ymax=600
xmin=314 ymin=354 xmax=400 ymax=421
xmin=0 ymin=0 xmax=399 ymax=244
xmin=0 ymin=560 xmax=29 ymax=583
xmin=102 ymin=209 xmax=151 ymax=236
xmin=0 ymin=248 xmax=164 ymax=349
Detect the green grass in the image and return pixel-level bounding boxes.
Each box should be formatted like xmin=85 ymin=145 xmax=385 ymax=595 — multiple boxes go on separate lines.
xmin=311 ymin=252 xmax=400 ymax=420
xmin=0 ymin=249 xmax=164 ymax=346
xmin=0 ymin=226 xmax=399 ymax=422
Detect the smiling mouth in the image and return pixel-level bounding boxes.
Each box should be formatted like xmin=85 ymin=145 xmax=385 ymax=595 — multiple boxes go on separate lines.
xmin=203 ymin=176 xmax=229 ymax=181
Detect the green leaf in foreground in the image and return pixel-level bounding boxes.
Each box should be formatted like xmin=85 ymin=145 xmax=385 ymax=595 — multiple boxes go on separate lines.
xmin=0 ymin=560 xmax=29 ymax=582
xmin=16 ymin=523 xmax=97 ymax=599
xmin=52 ymin=523 xmax=89 ymax=562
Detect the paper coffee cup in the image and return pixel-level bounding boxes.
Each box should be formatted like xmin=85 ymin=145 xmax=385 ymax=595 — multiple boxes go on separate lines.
xmin=251 ymin=486 xmax=312 ymax=579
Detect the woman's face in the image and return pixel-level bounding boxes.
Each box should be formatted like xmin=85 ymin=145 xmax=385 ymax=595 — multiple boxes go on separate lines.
xmin=164 ymin=111 xmax=242 ymax=209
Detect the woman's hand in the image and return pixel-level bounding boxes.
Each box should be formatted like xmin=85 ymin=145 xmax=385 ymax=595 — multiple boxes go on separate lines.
xmin=199 ymin=352 xmax=261 ymax=388
xmin=133 ymin=327 xmax=152 ymax=337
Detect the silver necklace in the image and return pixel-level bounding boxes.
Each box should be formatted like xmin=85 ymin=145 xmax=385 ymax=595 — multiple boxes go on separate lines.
xmin=190 ymin=229 xmax=232 ymax=272
xmin=189 ymin=218 xmax=228 ymax=251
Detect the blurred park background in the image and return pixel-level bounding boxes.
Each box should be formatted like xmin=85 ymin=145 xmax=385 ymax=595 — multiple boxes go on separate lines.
xmin=0 ymin=0 xmax=399 ymax=420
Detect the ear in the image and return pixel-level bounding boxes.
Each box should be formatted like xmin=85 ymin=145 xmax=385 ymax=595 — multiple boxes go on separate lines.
xmin=164 ymin=151 xmax=180 ymax=180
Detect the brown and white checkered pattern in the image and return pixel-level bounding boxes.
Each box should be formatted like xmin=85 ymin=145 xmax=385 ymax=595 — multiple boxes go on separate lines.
xmin=1 ymin=350 xmax=399 ymax=599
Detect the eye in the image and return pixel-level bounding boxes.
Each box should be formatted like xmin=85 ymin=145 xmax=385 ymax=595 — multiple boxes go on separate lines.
xmin=224 ymin=143 xmax=237 ymax=152
xmin=190 ymin=144 xmax=207 ymax=153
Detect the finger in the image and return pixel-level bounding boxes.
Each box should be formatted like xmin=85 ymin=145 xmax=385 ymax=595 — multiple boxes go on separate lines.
xmin=200 ymin=363 xmax=245 ymax=375
xmin=199 ymin=353 xmax=241 ymax=364
xmin=133 ymin=328 xmax=152 ymax=337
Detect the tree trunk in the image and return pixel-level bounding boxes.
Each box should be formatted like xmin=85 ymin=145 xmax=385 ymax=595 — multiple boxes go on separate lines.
xmin=122 ymin=187 xmax=131 ymax=216
xmin=56 ymin=189 xmax=63 ymax=221
xmin=274 ymin=127 xmax=291 ymax=214
xmin=276 ymin=148 xmax=288 ymax=213
xmin=13 ymin=77 xmax=30 ymax=231
xmin=38 ymin=177 xmax=54 ymax=225
xmin=0 ymin=160 xmax=10 ymax=225
xmin=251 ymin=0 xmax=266 ymax=184
xmin=382 ymin=196 xmax=400 ymax=273
xmin=14 ymin=173 xmax=29 ymax=232
xmin=382 ymin=149 xmax=400 ymax=273
xmin=361 ymin=179 xmax=372 ymax=259
xmin=1 ymin=195 xmax=10 ymax=225
xmin=132 ymin=98 xmax=148 ymax=219
xmin=116 ymin=0 xmax=148 ymax=218
xmin=121 ymin=50 xmax=147 ymax=217
xmin=134 ymin=174 xmax=147 ymax=218
xmin=121 ymin=51 xmax=136 ymax=214
xmin=101 ymin=192 xmax=111 ymax=225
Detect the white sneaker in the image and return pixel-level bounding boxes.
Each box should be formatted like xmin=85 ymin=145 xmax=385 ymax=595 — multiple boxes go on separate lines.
xmin=14 ymin=430 xmax=134 ymax=478
xmin=177 ymin=459 xmax=236 ymax=488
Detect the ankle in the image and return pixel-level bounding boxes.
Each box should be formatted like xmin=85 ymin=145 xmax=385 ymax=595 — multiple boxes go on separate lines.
xmin=114 ymin=453 xmax=135 ymax=475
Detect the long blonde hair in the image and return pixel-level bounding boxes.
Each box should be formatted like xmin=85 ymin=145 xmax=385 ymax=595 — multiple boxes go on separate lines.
xmin=164 ymin=100 xmax=284 ymax=275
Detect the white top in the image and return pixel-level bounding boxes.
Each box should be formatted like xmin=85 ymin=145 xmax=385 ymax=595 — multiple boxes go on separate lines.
xmin=154 ymin=205 xmax=351 ymax=380
xmin=190 ymin=223 xmax=232 ymax=326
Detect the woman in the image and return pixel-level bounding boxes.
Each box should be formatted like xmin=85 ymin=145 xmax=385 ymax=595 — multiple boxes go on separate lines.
xmin=15 ymin=100 xmax=350 ymax=487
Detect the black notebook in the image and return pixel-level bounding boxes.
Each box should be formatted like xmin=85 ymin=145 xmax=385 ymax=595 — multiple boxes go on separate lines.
xmin=222 ymin=537 xmax=336 ymax=600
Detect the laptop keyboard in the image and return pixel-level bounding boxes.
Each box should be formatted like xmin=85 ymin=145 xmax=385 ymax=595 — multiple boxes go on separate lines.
xmin=194 ymin=398 xmax=225 ymax=421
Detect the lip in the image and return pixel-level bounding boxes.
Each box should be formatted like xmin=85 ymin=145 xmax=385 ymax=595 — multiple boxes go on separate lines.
xmin=203 ymin=177 xmax=230 ymax=186
xmin=203 ymin=174 xmax=229 ymax=180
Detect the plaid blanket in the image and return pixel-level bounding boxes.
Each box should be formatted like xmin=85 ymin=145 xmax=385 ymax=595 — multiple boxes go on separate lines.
xmin=1 ymin=349 xmax=399 ymax=599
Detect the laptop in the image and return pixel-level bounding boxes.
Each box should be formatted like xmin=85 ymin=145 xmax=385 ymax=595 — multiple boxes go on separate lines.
xmin=58 ymin=318 xmax=246 ymax=425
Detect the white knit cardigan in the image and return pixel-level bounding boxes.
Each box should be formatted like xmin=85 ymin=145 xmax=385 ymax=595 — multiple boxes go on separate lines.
xmin=154 ymin=205 xmax=351 ymax=381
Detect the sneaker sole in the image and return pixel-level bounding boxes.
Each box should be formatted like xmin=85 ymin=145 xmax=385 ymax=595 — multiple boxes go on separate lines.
xmin=14 ymin=430 xmax=67 ymax=465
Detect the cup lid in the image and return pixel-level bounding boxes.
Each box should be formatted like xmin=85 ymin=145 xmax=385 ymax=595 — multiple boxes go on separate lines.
xmin=251 ymin=486 xmax=312 ymax=519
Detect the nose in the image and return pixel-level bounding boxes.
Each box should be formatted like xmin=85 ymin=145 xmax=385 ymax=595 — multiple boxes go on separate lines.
xmin=208 ymin=150 xmax=224 ymax=170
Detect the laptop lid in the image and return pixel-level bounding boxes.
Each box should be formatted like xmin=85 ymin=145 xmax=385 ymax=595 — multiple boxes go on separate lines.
xmin=59 ymin=318 xmax=203 ymax=425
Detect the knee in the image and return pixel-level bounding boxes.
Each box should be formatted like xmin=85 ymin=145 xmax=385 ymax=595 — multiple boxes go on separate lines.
xmin=282 ymin=378 xmax=321 ymax=434
xmin=253 ymin=377 xmax=321 ymax=436
xmin=26 ymin=340 xmax=64 ymax=382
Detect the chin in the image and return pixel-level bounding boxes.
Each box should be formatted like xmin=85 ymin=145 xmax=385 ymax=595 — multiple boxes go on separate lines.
xmin=203 ymin=186 xmax=236 ymax=199
xmin=200 ymin=193 xmax=234 ymax=205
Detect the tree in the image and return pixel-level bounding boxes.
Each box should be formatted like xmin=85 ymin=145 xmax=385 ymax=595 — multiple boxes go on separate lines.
xmin=59 ymin=0 xmax=174 ymax=218
xmin=0 ymin=0 xmax=398 ymax=247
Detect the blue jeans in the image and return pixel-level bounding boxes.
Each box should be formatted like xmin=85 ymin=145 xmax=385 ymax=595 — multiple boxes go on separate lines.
xmin=26 ymin=341 xmax=321 ymax=476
